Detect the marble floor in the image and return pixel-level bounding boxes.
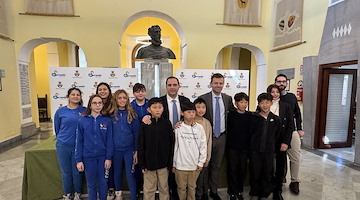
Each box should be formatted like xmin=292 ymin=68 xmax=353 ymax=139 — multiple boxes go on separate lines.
xmin=1 ymin=123 xmax=360 ymax=200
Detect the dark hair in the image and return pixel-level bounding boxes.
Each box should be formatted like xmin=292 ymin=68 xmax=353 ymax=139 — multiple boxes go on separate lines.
xmin=275 ymin=73 xmax=288 ymax=82
xmin=234 ymin=92 xmax=249 ymax=102
xmin=166 ymin=76 xmax=179 ymax=85
xmin=96 ymin=82 xmax=113 ymax=116
xmin=211 ymin=73 xmax=224 ymax=83
xmin=194 ymin=98 xmax=207 ymax=106
xmin=133 ymin=83 xmax=146 ymax=93
xmin=181 ymin=101 xmax=196 ymax=112
xmin=67 ymin=87 xmax=83 ymax=105
xmin=257 ymin=93 xmax=273 ymax=103
xmin=85 ymin=94 xmax=103 ymax=116
xmin=148 ymin=97 xmax=163 ymax=107
xmin=266 ymin=84 xmax=281 ymax=94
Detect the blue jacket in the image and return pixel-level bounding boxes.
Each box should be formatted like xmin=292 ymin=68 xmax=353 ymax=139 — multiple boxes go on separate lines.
xmin=112 ymin=109 xmax=140 ymax=152
xmin=54 ymin=106 xmax=86 ymax=146
xmin=130 ymin=99 xmax=149 ymax=120
xmin=75 ymin=114 xmax=114 ymax=163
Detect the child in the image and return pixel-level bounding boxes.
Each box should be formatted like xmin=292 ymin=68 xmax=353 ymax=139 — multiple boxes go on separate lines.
xmin=131 ymin=83 xmax=149 ymax=120
xmin=249 ymin=93 xmax=281 ymax=200
xmin=111 ymin=90 xmax=140 ymax=200
xmin=137 ymin=97 xmax=175 ymax=200
xmin=54 ymin=88 xmax=86 ymax=200
xmin=173 ymin=101 xmax=207 ymax=200
xmin=193 ymin=98 xmax=212 ymax=200
xmin=226 ymin=92 xmax=252 ymax=200
xmin=75 ymin=94 xmax=114 ymax=200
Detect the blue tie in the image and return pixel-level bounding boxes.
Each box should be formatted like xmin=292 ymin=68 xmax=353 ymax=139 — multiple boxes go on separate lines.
xmin=172 ymin=99 xmax=179 ymax=125
xmin=214 ymin=96 xmax=221 ymax=137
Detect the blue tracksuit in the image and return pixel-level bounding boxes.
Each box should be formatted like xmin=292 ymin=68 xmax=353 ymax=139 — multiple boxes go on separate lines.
xmin=130 ymin=99 xmax=149 ymax=121
xmin=75 ymin=114 xmax=114 ymax=200
xmin=112 ymin=110 xmax=140 ymax=200
xmin=54 ymin=105 xmax=86 ymax=194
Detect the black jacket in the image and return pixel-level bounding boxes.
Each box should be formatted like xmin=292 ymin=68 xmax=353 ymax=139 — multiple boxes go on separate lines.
xmin=160 ymin=95 xmax=190 ymax=120
xmin=226 ymin=110 xmax=253 ymax=151
xmin=137 ymin=117 xmax=175 ymax=170
xmin=280 ymin=92 xmax=302 ymax=131
xmin=249 ymin=112 xmax=281 ymax=153
xmin=277 ymin=101 xmax=295 ymax=149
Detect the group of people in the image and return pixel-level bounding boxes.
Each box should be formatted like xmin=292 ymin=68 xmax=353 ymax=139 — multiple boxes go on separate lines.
xmin=54 ymin=73 xmax=304 ymax=200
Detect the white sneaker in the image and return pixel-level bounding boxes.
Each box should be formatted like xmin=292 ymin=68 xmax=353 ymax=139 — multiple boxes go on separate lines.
xmin=107 ymin=189 xmax=115 ymax=200
xmin=115 ymin=190 xmax=123 ymax=200
xmin=62 ymin=193 xmax=71 ymax=200
xmin=74 ymin=192 xmax=81 ymax=200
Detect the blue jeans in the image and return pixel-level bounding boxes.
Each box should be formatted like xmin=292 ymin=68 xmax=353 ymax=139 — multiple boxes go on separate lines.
xmin=83 ymin=156 xmax=108 ymax=200
xmin=113 ymin=149 xmax=137 ymax=200
xmin=56 ymin=142 xmax=82 ymax=194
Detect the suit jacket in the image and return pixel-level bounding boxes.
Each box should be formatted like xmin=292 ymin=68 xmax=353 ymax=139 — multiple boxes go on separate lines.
xmin=160 ymin=95 xmax=190 ymax=120
xmin=198 ymin=92 xmax=235 ymax=132
xmin=277 ymin=101 xmax=295 ymax=148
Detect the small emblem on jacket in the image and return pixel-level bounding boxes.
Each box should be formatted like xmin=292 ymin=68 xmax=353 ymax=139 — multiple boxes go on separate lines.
xmin=270 ymin=118 xmax=274 ymax=122
xmin=100 ymin=123 xmax=108 ymax=130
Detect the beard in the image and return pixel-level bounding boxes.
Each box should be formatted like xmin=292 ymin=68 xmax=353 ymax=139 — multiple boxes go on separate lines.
xmin=151 ymin=37 xmax=162 ymax=46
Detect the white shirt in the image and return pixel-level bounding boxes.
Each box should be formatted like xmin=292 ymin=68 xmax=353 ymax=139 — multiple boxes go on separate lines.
xmin=271 ymin=99 xmax=280 ymax=116
xmin=167 ymin=94 xmax=181 ymax=126
xmin=212 ymin=91 xmax=225 ymax=134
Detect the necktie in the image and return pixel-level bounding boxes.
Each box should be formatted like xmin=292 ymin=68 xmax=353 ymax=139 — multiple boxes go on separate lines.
xmin=214 ymin=96 xmax=221 ymax=137
xmin=172 ymin=99 xmax=179 ymax=125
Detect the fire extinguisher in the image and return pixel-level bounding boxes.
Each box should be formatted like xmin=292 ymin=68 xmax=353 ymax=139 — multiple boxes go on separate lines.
xmin=296 ymin=80 xmax=303 ymax=102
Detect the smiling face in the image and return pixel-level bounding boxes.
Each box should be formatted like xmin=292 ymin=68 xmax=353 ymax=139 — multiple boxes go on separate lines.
xmin=210 ymin=77 xmax=224 ymax=95
xmin=90 ymin=96 xmax=104 ymax=114
xmin=270 ymin=87 xmax=281 ymax=100
xmin=133 ymin=89 xmax=146 ymax=101
xmin=97 ymin=84 xmax=110 ymax=100
xmin=258 ymin=99 xmax=272 ymax=114
xmin=67 ymin=89 xmax=81 ymax=105
xmin=275 ymin=76 xmax=287 ymax=91
xmin=116 ymin=92 xmax=128 ymax=109
xmin=195 ymin=102 xmax=206 ymax=117
xmin=166 ymin=78 xmax=180 ymax=98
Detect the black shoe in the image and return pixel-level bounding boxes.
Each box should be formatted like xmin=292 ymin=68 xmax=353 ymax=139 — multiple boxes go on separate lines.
xmin=209 ymin=192 xmax=221 ymax=200
xmin=272 ymin=191 xmax=284 ymax=200
xmin=236 ymin=193 xmax=244 ymax=200
xmin=229 ymin=194 xmax=237 ymax=200
xmin=289 ymin=182 xmax=300 ymax=194
xmin=202 ymin=193 xmax=209 ymax=200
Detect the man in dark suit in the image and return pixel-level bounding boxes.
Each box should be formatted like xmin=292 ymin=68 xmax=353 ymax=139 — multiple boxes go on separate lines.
xmin=161 ymin=76 xmax=190 ymax=200
xmin=199 ymin=73 xmax=235 ymax=200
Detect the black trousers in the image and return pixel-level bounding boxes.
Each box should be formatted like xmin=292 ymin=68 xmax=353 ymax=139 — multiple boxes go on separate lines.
xmin=274 ymin=150 xmax=287 ymax=192
xmin=249 ymin=151 xmax=274 ymax=198
xmin=227 ymin=149 xmax=248 ymax=195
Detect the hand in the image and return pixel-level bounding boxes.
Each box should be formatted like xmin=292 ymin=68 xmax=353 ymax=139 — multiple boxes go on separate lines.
xmin=133 ymin=151 xmax=138 ymax=164
xmin=142 ymin=169 xmax=148 ymax=174
xmin=196 ymin=166 xmax=203 ymax=171
xmin=204 ymin=161 xmax=209 ymax=167
xmin=104 ymin=160 xmax=112 ymax=169
xmin=173 ymin=121 xmax=183 ymax=129
xmin=298 ymin=130 xmax=305 ymax=137
xmin=142 ymin=115 xmax=152 ymax=125
xmin=77 ymin=162 xmax=84 ymax=172
xmin=172 ymin=167 xmax=176 ymax=173
xmin=280 ymin=143 xmax=288 ymax=151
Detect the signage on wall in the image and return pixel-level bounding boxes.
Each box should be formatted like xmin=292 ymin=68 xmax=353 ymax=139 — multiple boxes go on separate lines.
xmin=277 ymin=68 xmax=295 ymax=79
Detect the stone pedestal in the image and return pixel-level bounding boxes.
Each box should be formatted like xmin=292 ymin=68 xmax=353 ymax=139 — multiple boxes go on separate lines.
xmin=140 ymin=59 xmax=173 ymax=98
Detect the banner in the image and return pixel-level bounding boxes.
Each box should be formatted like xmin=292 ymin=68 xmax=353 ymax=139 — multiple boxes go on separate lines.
xmin=0 ymin=0 xmax=8 ymax=37
xmin=224 ymin=0 xmax=262 ymax=26
xmin=49 ymin=67 xmax=138 ymax=118
xmin=273 ymin=0 xmax=303 ymax=50
xmin=176 ymin=69 xmax=249 ymax=102
xmin=24 ymin=0 xmax=74 ymax=15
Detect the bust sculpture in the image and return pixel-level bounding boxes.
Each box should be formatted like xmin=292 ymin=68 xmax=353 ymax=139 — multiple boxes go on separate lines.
xmin=136 ymin=25 xmax=176 ymax=59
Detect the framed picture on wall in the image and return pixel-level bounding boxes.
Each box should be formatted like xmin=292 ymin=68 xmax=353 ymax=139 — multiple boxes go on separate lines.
xmin=285 ymin=79 xmax=290 ymax=91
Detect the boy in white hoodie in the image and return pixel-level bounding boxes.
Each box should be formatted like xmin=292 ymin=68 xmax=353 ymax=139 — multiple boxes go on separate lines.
xmin=173 ymin=101 xmax=207 ymax=200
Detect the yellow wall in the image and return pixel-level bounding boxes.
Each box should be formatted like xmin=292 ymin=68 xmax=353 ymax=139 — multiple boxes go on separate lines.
xmin=120 ymin=17 xmax=181 ymax=69
xmin=57 ymin=42 xmax=70 ymax=67
xmin=249 ymin=54 xmax=258 ymax=111
xmin=0 ymin=0 xmax=329 ymax=143
xmin=221 ymin=47 xmax=232 ymax=70
xmin=29 ymin=52 xmax=40 ymax=127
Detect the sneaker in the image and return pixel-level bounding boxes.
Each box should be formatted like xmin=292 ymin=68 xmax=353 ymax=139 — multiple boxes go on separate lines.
xmin=289 ymin=182 xmax=300 ymax=194
xmin=236 ymin=193 xmax=244 ymax=200
xmin=107 ymin=189 xmax=115 ymax=200
xmin=115 ymin=190 xmax=123 ymax=200
xmin=62 ymin=193 xmax=71 ymax=200
xmin=229 ymin=194 xmax=237 ymax=200
xmin=74 ymin=192 xmax=81 ymax=200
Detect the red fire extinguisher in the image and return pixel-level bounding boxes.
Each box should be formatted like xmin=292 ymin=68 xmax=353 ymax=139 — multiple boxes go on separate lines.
xmin=296 ymin=80 xmax=303 ymax=102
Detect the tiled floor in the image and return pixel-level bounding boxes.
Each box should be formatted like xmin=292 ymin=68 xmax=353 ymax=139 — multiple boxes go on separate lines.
xmin=2 ymin=122 xmax=360 ymax=200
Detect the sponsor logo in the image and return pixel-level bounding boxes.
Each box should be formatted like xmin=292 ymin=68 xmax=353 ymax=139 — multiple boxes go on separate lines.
xmin=196 ymin=82 xmax=201 ymax=88
xmin=100 ymin=123 xmax=108 ymax=130
xmin=110 ymin=71 xmax=116 ymax=77
xmin=192 ymin=72 xmax=203 ymax=78
xmin=236 ymin=83 xmax=247 ymax=89
xmin=71 ymin=82 xmax=85 ymax=88
xmin=74 ymin=70 xmax=80 ymax=77
xmin=191 ymin=93 xmax=198 ymax=99
xmin=51 ymin=70 xmax=66 ymax=77
xmin=239 ymin=73 xmax=245 ymax=80
xmin=123 ymin=71 xmax=136 ymax=78
xmin=93 ymin=82 xmax=98 ymax=89
xmin=225 ymin=83 xmax=231 ymax=88
xmin=57 ymin=82 xmax=63 ymax=88
xmin=53 ymin=93 xmax=67 ymax=99
xmin=88 ymin=71 xmax=102 ymax=77
xmin=223 ymin=73 xmax=234 ymax=79
xmin=179 ymin=72 xmax=185 ymax=78
xmin=128 ymin=82 xmax=134 ymax=88
xmin=109 ymin=82 xmax=121 ymax=89
xmin=179 ymin=82 xmax=189 ymax=89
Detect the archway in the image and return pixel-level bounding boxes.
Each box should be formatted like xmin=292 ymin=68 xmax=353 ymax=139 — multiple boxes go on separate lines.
xmin=119 ymin=10 xmax=186 ymax=68
xmin=216 ymin=43 xmax=267 ymax=110
xmin=17 ymin=38 xmax=86 ymax=134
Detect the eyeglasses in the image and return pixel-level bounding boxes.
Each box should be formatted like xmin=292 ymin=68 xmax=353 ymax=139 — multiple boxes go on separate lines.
xmin=276 ymin=80 xmax=287 ymax=83
xmin=91 ymin=102 xmax=103 ymax=106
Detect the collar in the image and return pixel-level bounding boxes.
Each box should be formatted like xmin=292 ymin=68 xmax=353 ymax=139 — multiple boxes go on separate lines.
xmin=167 ymin=94 xmax=179 ymax=102
xmin=212 ymin=91 xmax=222 ymax=99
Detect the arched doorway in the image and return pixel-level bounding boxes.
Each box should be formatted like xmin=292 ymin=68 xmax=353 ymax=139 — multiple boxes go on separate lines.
xmin=215 ymin=43 xmax=267 ymax=110
xmin=17 ymin=38 xmax=86 ymax=132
